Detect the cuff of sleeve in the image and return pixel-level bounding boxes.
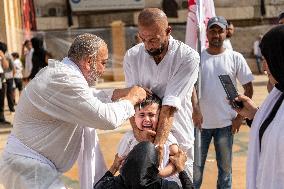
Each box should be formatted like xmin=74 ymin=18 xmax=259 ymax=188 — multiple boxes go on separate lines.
xmin=162 ymin=96 xmax=181 ymax=110
xmin=118 ymin=99 xmax=135 ymax=117
xmin=103 ymin=89 xmax=115 ymax=100
xmin=240 ymin=75 xmax=254 ymax=85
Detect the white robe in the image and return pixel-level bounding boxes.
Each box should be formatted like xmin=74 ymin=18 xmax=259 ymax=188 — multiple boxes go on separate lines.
xmin=247 ymin=87 xmax=284 ymax=189
xmin=123 ymin=36 xmax=199 ymax=150
xmin=0 ymin=57 xmax=135 ymax=189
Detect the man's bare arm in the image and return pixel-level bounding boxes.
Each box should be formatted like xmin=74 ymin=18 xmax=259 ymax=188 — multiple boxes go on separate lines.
xmin=154 ymin=105 xmax=176 ymax=146
xmin=232 ymin=82 xmax=253 ymax=134
xmin=191 ymin=87 xmax=203 ymax=129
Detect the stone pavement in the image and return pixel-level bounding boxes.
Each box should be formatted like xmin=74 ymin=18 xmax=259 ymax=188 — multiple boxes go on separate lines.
xmin=0 ymin=75 xmax=268 ymax=189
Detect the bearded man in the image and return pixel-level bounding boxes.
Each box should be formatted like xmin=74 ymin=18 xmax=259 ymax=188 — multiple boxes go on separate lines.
xmin=123 ymin=8 xmax=200 ymax=181
xmin=0 ymin=33 xmax=147 ymax=189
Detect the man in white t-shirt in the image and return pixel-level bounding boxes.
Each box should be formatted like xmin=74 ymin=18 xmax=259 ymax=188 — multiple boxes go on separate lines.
xmin=123 ymin=8 xmax=200 ymax=180
xmin=193 ymin=16 xmax=254 ymax=189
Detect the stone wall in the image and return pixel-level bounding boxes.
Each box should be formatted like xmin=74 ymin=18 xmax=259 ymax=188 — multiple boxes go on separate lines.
xmin=33 ymin=0 xmax=284 ymax=29
xmin=215 ymin=0 xmax=284 ymax=20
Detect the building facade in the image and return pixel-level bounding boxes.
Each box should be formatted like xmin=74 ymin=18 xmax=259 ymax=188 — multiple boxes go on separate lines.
xmin=1 ymin=0 xmax=284 ymax=79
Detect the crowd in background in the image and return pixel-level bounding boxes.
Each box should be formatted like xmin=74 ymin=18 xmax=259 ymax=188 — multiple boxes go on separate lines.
xmin=0 ymin=37 xmax=50 ymax=124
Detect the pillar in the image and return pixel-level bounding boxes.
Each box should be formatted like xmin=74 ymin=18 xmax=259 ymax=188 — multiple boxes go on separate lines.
xmin=111 ymin=20 xmax=126 ymax=81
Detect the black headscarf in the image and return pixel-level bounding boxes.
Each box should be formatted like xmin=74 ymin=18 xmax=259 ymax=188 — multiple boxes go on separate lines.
xmin=258 ymin=25 xmax=284 ymax=150
xmin=94 ymin=141 xmax=182 ymax=189
xmin=29 ymin=37 xmax=47 ymax=79
xmin=120 ymin=141 xmax=161 ymax=189
xmin=259 ymin=25 xmax=284 ymax=91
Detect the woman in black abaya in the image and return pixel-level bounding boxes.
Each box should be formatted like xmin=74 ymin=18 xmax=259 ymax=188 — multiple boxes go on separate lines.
xmin=234 ymin=25 xmax=284 ymax=189
xmin=94 ymin=141 xmax=193 ymax=189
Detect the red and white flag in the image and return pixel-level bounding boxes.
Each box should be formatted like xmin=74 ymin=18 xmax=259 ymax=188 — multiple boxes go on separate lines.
xmin=22 ymin=0 xmax=37 ymax=39
xmin=186 ymin=0 xmax=216 ymax=167
xmin=185 ymin=0 xmax=216 ymax=51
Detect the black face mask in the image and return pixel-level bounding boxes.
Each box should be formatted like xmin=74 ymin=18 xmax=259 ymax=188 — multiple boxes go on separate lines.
xmin=146 ymin=42 xmax=166 ymax=57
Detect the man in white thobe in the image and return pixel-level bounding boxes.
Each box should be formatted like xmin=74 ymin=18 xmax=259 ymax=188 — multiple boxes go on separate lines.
xmin=0 ymin=33 xmax=147 ymax=189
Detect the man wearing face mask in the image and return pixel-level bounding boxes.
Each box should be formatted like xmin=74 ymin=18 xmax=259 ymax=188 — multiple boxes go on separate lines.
xmin=123 ymin=8 xmax=200 ymax=181
xmin=0 ymin=33 xmax=147 ymax=189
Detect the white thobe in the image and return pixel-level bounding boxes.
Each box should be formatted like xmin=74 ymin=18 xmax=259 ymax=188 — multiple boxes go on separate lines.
xmin=123 ymin=36 xmax=199 ymax=150
xmin=247 ymin=87 xmax=284 ymax=189
xmin=0 ymin=57 xmax=135 ymax=189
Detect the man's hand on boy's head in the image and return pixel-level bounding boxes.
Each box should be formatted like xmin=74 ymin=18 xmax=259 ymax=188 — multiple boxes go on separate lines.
xmin=112 ymin=86 xmax=147 ymax=105
xmin=112 ymin=86 xmax=147 ymax=104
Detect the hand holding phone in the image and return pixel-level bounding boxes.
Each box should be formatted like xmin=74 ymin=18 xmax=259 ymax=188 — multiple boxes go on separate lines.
xmin=218 ymin=75 xmax=244 ymax=109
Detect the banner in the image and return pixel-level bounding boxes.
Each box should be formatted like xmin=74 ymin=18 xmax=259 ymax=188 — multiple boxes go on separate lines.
xmin=185 ymin=0 xmax=215 ymax=51
xmin=22 ymin=0 xmax=37 ymax=39
xmin=69 ymin=0 xmax=145 ymax=12
xmin=186 ymin=0 xmax=216 ymax=167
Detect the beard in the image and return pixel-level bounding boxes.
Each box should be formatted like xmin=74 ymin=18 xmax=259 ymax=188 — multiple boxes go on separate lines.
xmin=86 ymin=62 xmax=101 ymax=87
xmin=209 ymin=38 xmax=223 ymax=48
xmin=146 ymin=42 xmax=166 ymax=57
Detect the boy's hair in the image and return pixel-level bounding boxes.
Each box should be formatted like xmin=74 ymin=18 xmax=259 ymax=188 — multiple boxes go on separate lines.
xmin=135 ymin=93 xmax=162 ymax=110
xmin=11 ymin=52 xmax=19 ymax=59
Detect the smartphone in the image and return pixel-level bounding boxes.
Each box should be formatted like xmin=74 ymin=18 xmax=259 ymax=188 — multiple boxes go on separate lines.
xmin=218 ymin=74 xmax=243 ymax=109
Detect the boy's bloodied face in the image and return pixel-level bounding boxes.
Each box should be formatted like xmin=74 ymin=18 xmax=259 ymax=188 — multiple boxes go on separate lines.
xmin=134 ymin=103 xmax=160 ymax=131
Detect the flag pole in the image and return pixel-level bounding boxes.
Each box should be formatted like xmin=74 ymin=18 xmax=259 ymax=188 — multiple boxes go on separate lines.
xmin=195 ymin=0 xmax=202 ymax=167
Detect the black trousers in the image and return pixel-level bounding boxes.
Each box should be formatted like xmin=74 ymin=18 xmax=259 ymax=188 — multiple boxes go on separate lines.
xmin=0 ymin=82 xmax=6 ymax=121
xmin=6 ymin=79 xmax=15 ymax=112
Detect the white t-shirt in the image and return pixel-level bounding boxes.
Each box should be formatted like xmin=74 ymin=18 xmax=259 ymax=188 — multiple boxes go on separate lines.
xmin=13 ymin=58 xmax=23 ymax=79
xmin=223 ymin=39 xmax=233 ymax=50
xmin=253 ymin=40 xmax=262 ymax=57
xmin=200 ymin=49 xmax=254 ymax=129
xmin=123 ymin=36 xmax=200 ymax=149
xmin=117 ymin=130 xmax=178 ymax=168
